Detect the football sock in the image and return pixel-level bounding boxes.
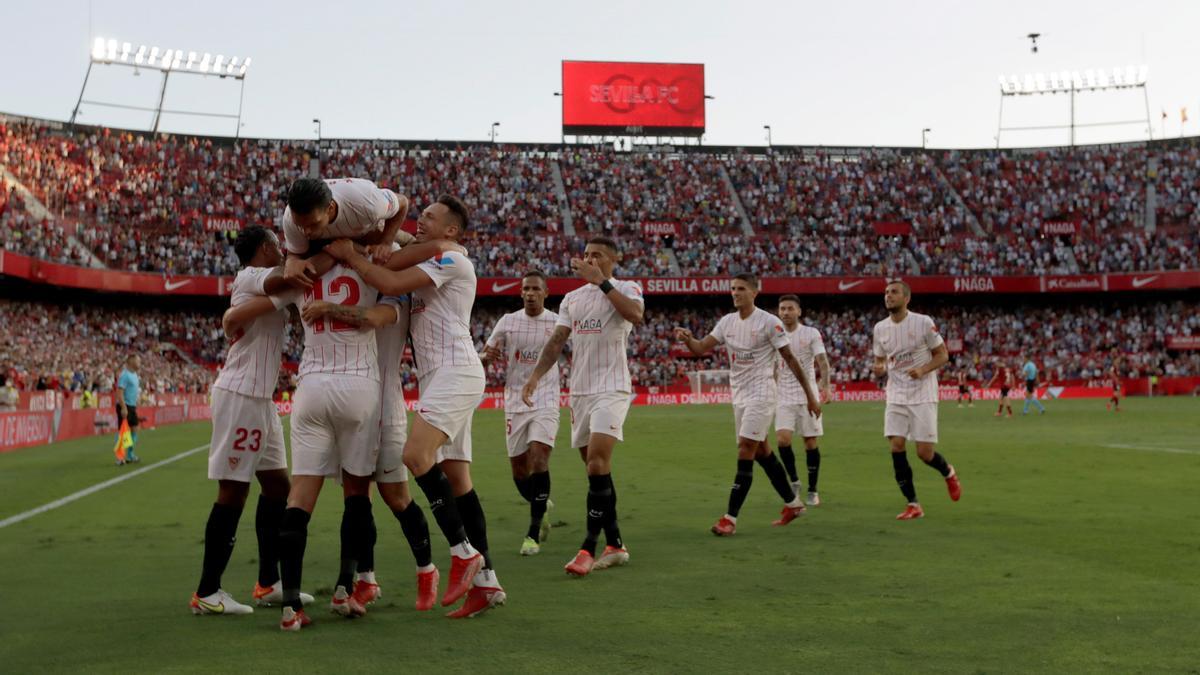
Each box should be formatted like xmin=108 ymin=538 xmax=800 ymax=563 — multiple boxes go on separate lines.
xmin=356 ymin=501 xmax=377 ymax=574
xmin=582 ymin=473 xmax=612 ymax=556
xmin=279 ymin=508 xmax=311 ymax=611
xmin=455 ymin=489 xmax=492 ymax=569
xmin=414 ymin=465 xmax=468 ymax=547
xmin=130 ymin=430 xmax=138 ymax=449
xmin=197 ymin=502 xmax=242 ymax=597
xmin=922 ymin=452 xmax=952 ymax=478
xmin=1006 ymin=405 xmax=1013 ymax=415
xmin=778 ymin=444 xmax=799 ymax=483
xmin=727 ymin=459 xmax=754 ymax=517
xmin=254 ymin=495 xmax=286 ymax=587
xmin=527 ymin=470 xmax=551 ymax=542
xmin=1033 ymin=399 xmax=1046 ymax=412
xmin=336 ymin=496 xmax=371 ymax=591
xmin=806 ymin=447 xmax=821 ymax=492
xmin=892 ymin=452 xmax=917 ymax=503
xmin=513 ymin=476 xmax=534 ymax=503
xmin=394 ymin=502 xmax=433 ymax=568
xmin=602 ymin=474 xmax=623 ymax=549
xmin=756 ymin=452 xmax=797 ymax=503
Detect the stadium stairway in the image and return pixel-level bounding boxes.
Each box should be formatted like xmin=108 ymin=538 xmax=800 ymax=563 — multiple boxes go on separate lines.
xmin=717 ymin=163 xmax=757 ymax=236
xmin=1145 ymin=155 xmax=1159 ymax=234
xmin=549 ymin=160 xmax=576 ymax=237
xmin=0 ymin=166 xmax=104 ymax=268
xmin=923 ymin=154 xmax=986 ymax=236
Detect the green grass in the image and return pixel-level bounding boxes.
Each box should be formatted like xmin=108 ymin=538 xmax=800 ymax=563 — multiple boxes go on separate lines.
xmin=1 ymin=399 xmax=1198 ymax=673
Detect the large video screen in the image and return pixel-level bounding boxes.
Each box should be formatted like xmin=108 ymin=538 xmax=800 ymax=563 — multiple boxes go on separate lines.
xmin=562 ymin=61 xmax=705 ymax=136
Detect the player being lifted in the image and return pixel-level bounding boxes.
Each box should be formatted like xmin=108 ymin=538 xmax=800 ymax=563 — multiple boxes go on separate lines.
xmin=774 ymin=294 xmax=831 ymax=506
xmin=988 ymin=360 xmax=1014 ymax=417
xmin=190 ymin=226 xmax=313 ymax=616
xmin=480 ymin=271 xmax=560 ymax=556
xmin=327 ymin=195 xmax=504 ymax=618
xmin=674 ymin=275 xmax=821 ymax=536
xmin=871 ymin=281 xmax=962 ymax=520
xmin=522 ymin=236 xmax=643 ymax=578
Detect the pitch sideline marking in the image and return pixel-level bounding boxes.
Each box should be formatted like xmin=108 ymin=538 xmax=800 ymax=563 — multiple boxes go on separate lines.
xmin=1103 ymin=443 xmax=1200 ymax=456
xmin=0 ymin=443 xmax=211 ymax=529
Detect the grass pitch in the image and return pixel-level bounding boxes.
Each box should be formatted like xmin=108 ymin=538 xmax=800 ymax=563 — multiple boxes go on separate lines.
xmin=1 ymin=399 xmax=1198 ymax=673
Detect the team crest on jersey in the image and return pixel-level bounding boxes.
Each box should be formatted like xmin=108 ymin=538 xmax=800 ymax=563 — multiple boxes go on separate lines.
xmin=428 ymin=255 xmax=456 ymax=268
xmin=228 ymin=456 xmax=240 ymax=470
xmin=410 ymin=297 xmax=427 ymax=314
xmin=574 ymin=318 xmax=603 ymax=334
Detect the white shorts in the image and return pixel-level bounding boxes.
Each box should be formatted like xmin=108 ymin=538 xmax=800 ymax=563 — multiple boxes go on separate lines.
xmin=884 ymin=402 xmax=939 ymax=443
xmin=208 ymin=388 xmax=287 ymax=481
xmin=776 ymin=402 xmax=824 ymax=439
xmin=291 ymin=374 xmax=381 ymax=477
xmin=733 ymin=401 xmax=775 ymax=442
xmin=506 ymin=408 xmax=560 ymax=457
xmin=435 ymin=413 xmax=473 ymax=463
xmin=570 ymin=391 xmax=631 ymax=449
xmin=375 ymin=423 xmax=409 ymax=483
xmin=416 ymin=367 xmax=484 ymax=444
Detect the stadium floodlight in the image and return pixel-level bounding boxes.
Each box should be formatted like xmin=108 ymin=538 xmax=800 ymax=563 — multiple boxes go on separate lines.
xmin=92 ymin=37 xmax=105 ymax=60
xmin=1136 ymin=65 xmax=1148 ymax=84
xmin=120 ymin=42 xmax=131 ymax=62
xmin=213 ymin=55 xmax=225 ymax=74
xmin=106 ymin=39 xmax=117 ymax=61
xmin=239 ymin=57 xmax=251 ymax=76
xmin=1034 ymin=72 xmax=1047 ymax=92
xmin=995 ymin=63 xmax=1152 ymax=147
xmin=226 ymin=57 xmax=237 ymax=75
xmin=135 ymin=45 xmax=146 ymax=65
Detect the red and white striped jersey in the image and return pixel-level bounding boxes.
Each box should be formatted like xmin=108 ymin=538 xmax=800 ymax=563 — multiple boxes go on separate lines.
xmin=276 ymin=265 xmax=390 ymax=381
xmin=778 ymin=323 xmax=826 ymax=405
xmin=556 ymin=279 xmax=643 ymax=395
xmin=709 ymin=307 xmax=789 ymax=405
xmin=213 ymin=266 xmax=288 ymax=400
xmin=872 ymin=311 xmax=944 ymax=404
xmin=410 ymin=251 xmax=483 ymax=376
xmin=376 ymin=296 xmax=410 ymax=426
xmin=282 ymin=178 xmax=401 ymax=255
xmin=486 ymin=309 xmax=560 ymax=412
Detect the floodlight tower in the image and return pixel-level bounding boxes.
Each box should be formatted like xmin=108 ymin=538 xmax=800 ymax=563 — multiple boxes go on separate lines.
xmin=71 ymin=37 xmax=252 ymax=136
xmin=995 ymin=65 xmax=1151 ymax=147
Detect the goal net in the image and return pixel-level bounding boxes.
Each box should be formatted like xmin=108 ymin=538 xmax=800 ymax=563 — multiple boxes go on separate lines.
xmin=689 ymin=369 xmax=731 ymax=398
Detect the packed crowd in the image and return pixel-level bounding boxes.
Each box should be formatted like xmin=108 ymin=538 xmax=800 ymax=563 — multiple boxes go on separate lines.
xmin=3 ymin=117 xmax=1199 ymax=279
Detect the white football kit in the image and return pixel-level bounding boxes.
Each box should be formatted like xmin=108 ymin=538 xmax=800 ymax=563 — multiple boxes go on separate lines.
xmin=872 ymin=311 xmax=944 ymax=443
xmin=282 ymin=178 xmax=401 ymax=255
xmin=776 ymin=323 xmax=826 ymax=439
xmin=485 ymin=309 xmax=561 ymax=457
xmin=708 ymin=307 xmax=789 ymax=442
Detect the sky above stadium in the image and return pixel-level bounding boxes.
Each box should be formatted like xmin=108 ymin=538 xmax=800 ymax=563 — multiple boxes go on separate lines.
xmin=1 ymin=0 xmax=1198 ymax=149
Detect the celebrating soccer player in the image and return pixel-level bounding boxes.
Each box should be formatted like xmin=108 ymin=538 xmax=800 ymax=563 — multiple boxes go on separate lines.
xmin=774 ymin=294 xmax=831 ymax=506
xmin=870 ymin=281 xmax=962 ymax=520
xmin=522 ymin=236 xmax=643 ymax=578
xmin=480 ymin=271 xmax=560 ymax=556
xmin=674 ymin=275 xmax=821 ymax=536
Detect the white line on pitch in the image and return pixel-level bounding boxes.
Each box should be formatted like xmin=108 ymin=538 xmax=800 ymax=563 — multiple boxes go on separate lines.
xmin=0 ymin=443 xmax=210 ymax=529
xmin=1104 ymin=443 xmax=1200 ymax=456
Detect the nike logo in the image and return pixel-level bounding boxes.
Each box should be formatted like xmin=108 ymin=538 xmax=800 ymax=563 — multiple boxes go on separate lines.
xmin=837 ymin=280 xmax=863 ymax=291
xmin=383 ymin=467 xmax=399 ymax=474
xmin=195 ymin=598 xmax=225 ymax=613
xmin=164 ymin=279 xmax=191 ymax=291
xmin=491 ymin=281 xmax=520 ymax=293
xmin=609 ymin=424 xmax=619 ymax=430
xmin=1131 ymin=275 xmax=1159 ymax=288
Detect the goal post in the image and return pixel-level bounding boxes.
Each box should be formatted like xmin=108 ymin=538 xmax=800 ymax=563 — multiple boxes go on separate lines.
xmin=689 ymin=369 xmax=730 ymax=399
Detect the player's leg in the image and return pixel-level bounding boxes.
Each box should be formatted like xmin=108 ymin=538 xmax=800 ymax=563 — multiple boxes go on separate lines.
xmin=329 ymin=472 xmax=372 ymax=618
xmin=912 ymin=402 xmax=959 ymax=502
xmin=508 ymin=414 xmax=535 ymax=502
xmin=799 ymin=405 xmax=825 ymax=506
xmin=753 ymin=436 xmax=807 ymax=526
xmin=126 ymin=407 xmax=141 ymax=462
xmin=580 ymin=431 xmax=631 ymax=571
xmin=249 ymin=406 xmax=302 ymax=606
xmin=441 ymin=415 xmax=506 ymax=619
xmin=525 ymin=441 xmax=554 ymax=549
xmin=713 ymin=429 xmax=758 ymax=536
xmin=775 ymin=403 xmax=802 ymax=495
xmin=378 ymin=478 xmax=438 ymax=611
xmin=1030 ymin=384 xmax=1046 ymax=413
xmin=886 ymin=404 xmax=923 ymax=519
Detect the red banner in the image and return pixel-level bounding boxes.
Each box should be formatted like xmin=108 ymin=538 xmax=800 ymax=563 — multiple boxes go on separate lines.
xmin=1167 ymin=336 xmax=1200 ymax=350
xmin=0 ymin=251 xmax=230 ymax=296
xmin=1043 ymin=275 xmax=1105 ymax=292
xmin=872 ymin=221 xmax=913 ymax=236
xmin=204 ymin=216 xmax=242 ymax=232
xmin=562 ymin=61 xmax=705 ymax=135
xmin=642 ymin=221 xmax=682 ymax=237
xmin=1042 ymin=220 xmax=1081 ymax=236
xmin=0 ymin=411 xmax=55 ymax=452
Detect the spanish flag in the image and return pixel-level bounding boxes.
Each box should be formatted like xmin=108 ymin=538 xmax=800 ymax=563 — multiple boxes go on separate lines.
xmin=113 ymin=419 xmax=134 ymax=462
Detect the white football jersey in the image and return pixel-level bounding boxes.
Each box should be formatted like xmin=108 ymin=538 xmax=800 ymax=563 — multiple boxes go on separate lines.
xmin=213 ymin=266 xmax=288 ymax=400
xmin=872 ymin=310 xmax=944 ymax=404
xmin=709 ymin=307 xmax=789 ymax=406
xmin=410 ymin=251 xmax=483 ymax=376
xmin=486 ymin=309 xmax=560 ymax=412
xmin=275 ymin=265 xmax=393 ymax=380
xmin=282 ymin=178 xmax=401 ymax=255
xmin=778 ymin=323 xmax=826 ymax=405
xmin=556 ymin=279 xmax=643 ymax=395
xmin=376 ymin=296 xmax=411 ymax=426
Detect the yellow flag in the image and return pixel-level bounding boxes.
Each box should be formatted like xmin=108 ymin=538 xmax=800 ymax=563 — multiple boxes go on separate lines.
xmin=113 ymin=419 xmax=133 ymax=462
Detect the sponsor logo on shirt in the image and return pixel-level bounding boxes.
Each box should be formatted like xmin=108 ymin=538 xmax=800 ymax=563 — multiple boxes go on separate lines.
xmin=515 ymin=349 xmax=540 ymax=364
xmin=428 ymin=255 xmax=456 ymax=269
xmin=732 ymin=351 xmax=754 ymax=363
xmin=574 ymin=318 xmax=603 ymax=334
xmin=410 ymin=297 xmax=427 ymax=314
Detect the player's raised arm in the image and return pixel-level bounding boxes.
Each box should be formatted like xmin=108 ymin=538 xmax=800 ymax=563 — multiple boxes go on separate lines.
xmin=300 ymin=300 xmax=398 ymax=330
xmin=522 ymin=325 xmax=570 ymax=407
xmin=674 ymin=327 xmax=719 ymax=356
xmin=779 ymin=344 xmax=822 ymax=418
xmin=222 ymin=297 xmax=280 ymax=339
xmin=326 ymin=239 xmax=435 ymax=297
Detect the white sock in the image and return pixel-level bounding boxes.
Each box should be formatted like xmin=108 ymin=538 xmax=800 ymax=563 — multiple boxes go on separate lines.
xmin=724 ymin=514 xmax=737 ymax=523
xmin=786 ymin=495 xmax=804 ymax=508
xmin=357 ymin=570 xmax=376 ymax=584
xmin=451 ymin=542 xmax=478 ymax=559
xmin=474 ymin=568 xmax=498 ymax=586
xmin=416 ymin=563 xmax=435 ymax=574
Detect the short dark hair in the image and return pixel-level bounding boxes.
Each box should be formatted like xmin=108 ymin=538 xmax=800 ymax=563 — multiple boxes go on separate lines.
xmin=234 ymin=225 xmax=273 ymax=266
xmin=522 ymin=269 xmax=548 ymax=283
xmin=733 ymin=272 xmax=759 ymax=289
xmin=778 ymin=294 xmax=801 ymax=307
xmin=886 ymin=279 xmax=912 ymax=298
xmin=287 ymin=178 xmax=332 ymax=215
xmin=586 ymin=235 xmax=619 ymax=255
xmin=437 ymin=194 xmax=470 ymax=231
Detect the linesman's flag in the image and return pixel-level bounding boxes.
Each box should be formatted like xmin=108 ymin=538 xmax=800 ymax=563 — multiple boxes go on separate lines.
xmin=113 ymin=419 xmax=133 ymax=462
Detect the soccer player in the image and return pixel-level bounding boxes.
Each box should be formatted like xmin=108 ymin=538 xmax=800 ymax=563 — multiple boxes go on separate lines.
xmin=115 ymin=354 xmax=141 ymax=464
xmin=1107 ymin=360 xmax=1123 ymax=412
xmin=480 ymin=270 xmax=560 ymax=556
xmin=191 ymin=226 xmax=315 ymax=617
xmin=956 ymin=367 xmax=974 ymax=408
xmin=674 ymin=277 xmax=821 ymax=536
xmin=326 ymin=195 xmax=504 ymax=619
xmin=281 ymin=177 xmax=410 ymax=287
xmin=1020 ymin=354 xmax=1046 ymax=415
xmin=521 ymin=236 xmax=643 ymax=577
xmin=870 ymin=280 xmax=962 ymax=520
xmin=773 ymin=294 xmax=831 ymax=506
xmin=988 ymin=360 xmax=1014 ymax=417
